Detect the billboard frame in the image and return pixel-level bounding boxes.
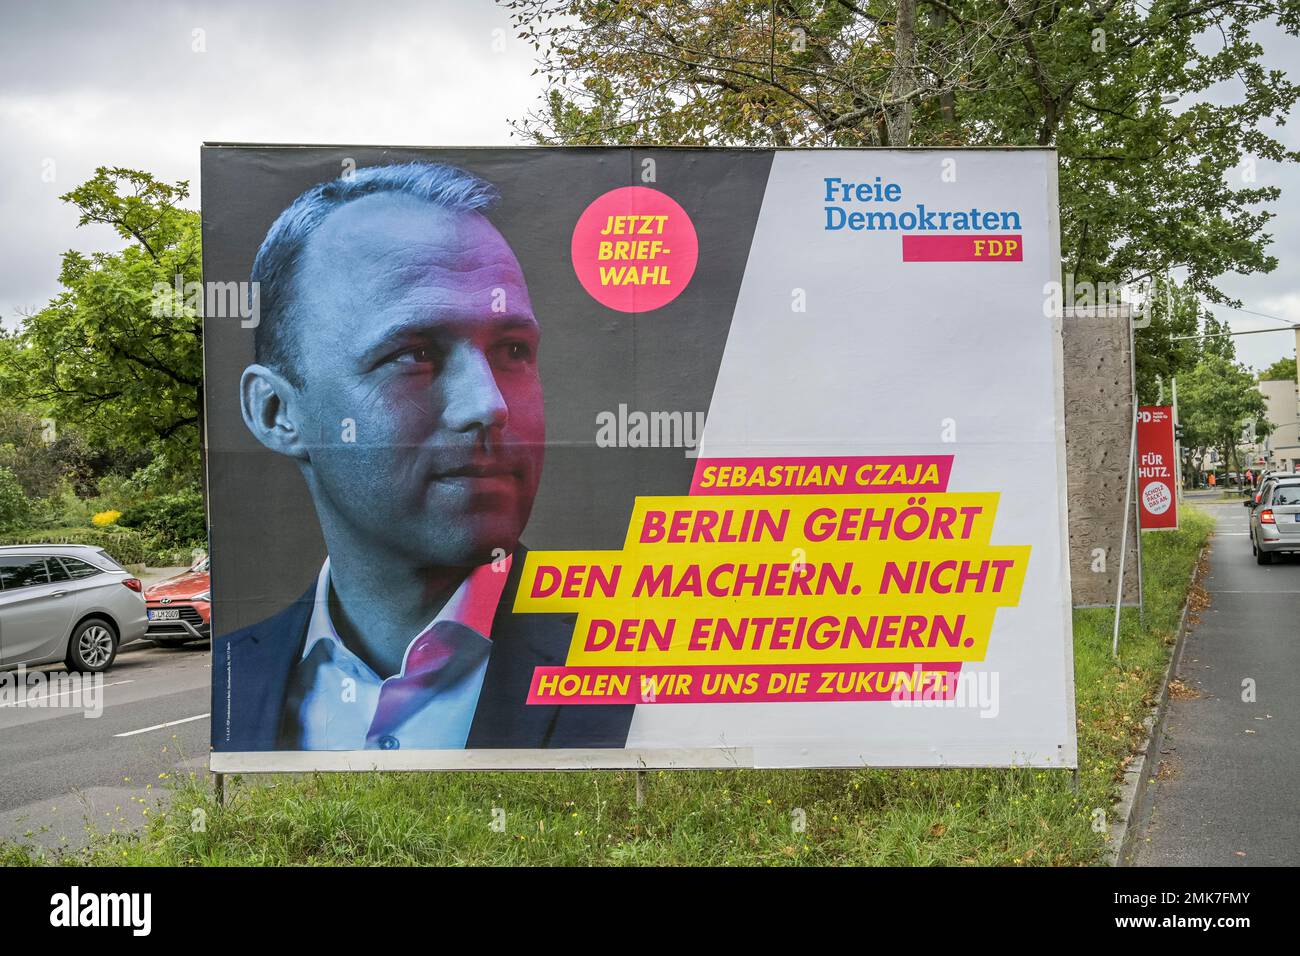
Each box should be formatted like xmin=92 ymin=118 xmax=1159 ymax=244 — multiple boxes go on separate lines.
xmin=202 ymin=144 xmax=1077 ymax=774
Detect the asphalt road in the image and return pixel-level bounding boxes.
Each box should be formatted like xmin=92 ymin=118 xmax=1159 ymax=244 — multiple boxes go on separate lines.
xmin=0 ymin=636 xmax=211 ymax=853
xmin=1133 ymin=497 xmax=1300 ymax=866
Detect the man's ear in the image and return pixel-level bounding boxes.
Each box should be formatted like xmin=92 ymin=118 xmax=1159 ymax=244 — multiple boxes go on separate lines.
xmin=240 ymin=364 xmax=311 ymax=461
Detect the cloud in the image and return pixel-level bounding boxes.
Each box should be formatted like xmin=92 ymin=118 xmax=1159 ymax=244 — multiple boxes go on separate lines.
xmin=0 ymin=0 xmax=542 ymax=324
xmin=1 ymin=0 xmax=1297 ymax=376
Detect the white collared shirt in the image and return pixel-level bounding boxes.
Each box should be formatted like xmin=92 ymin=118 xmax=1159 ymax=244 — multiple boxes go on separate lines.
xmin=286 ymin=555 xmax=512 ymax=751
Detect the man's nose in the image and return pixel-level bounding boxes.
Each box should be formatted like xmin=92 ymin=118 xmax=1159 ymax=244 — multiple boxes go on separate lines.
xmin=440 ymin=345 xmax=509 ymax=432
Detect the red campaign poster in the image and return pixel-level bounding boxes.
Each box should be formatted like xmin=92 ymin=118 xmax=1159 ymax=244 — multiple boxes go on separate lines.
xmin=1138 ymin=406 xmax=1179 ymax=530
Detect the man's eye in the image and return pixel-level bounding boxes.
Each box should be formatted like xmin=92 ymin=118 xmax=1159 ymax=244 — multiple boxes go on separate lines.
xmin=394 ymin=346 xmax=438 ymax=366
xmin=501 ymin=341 xmax=534 ymax=363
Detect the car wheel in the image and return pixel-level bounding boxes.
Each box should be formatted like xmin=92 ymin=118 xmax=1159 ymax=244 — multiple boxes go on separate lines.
xmin=67 ymin=618 xmax=118 ymax=672
xmin=1256 ymin=546 xmax=1273 ymax=566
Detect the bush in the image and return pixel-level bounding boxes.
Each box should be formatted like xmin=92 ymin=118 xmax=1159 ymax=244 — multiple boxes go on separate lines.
xmin=0 ymin=521 xmax=201 ymax=569
xmin=24 ymin=480 xmax=97 ymax=530
xmin=0 ymin=526 xmax=151 ymax=566
xmin=0 ymin=466 xmax=31 ymax=532
xmin=118 ymin=490 xmax=206 ymax=547
xmin=91 ymin=509 xmax=122 ymax=527
xmin=96 ymin=456 xmax=196 ymax=504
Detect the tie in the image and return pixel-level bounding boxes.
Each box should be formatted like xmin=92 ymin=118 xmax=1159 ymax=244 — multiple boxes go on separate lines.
xmin=366 ymin=620 xmax=490 ymax=745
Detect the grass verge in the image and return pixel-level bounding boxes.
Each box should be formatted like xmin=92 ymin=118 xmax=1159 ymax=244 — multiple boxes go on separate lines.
xmin=4 ymin=508 xmax=1214 ymax=866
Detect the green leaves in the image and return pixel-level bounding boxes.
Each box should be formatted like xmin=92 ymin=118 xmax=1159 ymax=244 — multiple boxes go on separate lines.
xmin=508 ymin=0 xmax=1299 ymax=301
xmin=0 ymin=467 xmax=32 ymax=533
xmin=61 ymin=166 xmax=193 ymax=261
xmin=1134 ymin=275 xmax=1203 ymax=402
xmin=1259 ymin=357 xmax=1297 ymax=382
xmin=0 ymin=168 xmax=202 ymax=475
xmin=1177 ymin=352 xmax=1270 ymax=465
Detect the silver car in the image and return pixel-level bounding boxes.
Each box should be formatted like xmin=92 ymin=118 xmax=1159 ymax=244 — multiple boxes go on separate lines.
xmin=1250 ymin=477 xmax=1300 ymax=565
xmin=0 ymin=545 xmax=147 ymax=672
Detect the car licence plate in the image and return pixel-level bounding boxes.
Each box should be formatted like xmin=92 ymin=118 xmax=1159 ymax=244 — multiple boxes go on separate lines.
xmin=149 ymin=608 xmax=180 ymax=621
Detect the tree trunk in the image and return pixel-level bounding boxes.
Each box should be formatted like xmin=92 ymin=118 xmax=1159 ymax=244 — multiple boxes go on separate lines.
xmin=885 ymin=0 xmax=918 ymax=146
xmin=928 ymin=3 xmax=956 ymax=124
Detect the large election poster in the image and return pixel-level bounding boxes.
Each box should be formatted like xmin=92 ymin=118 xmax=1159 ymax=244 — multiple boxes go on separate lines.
xmin=201 ymin=146 xmax=1075 ymax=771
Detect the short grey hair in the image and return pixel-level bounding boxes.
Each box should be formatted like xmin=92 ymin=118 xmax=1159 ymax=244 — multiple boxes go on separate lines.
xmin=250 ymin=162 xmax=499 ymax=386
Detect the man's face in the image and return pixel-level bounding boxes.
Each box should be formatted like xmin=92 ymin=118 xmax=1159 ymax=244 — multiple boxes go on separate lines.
xmin=288 ymin=194 xmax=544 ymax=569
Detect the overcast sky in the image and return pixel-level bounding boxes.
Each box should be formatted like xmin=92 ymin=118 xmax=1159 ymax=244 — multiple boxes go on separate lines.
xmin=1 ymin=0 xmax=1297 ymax=371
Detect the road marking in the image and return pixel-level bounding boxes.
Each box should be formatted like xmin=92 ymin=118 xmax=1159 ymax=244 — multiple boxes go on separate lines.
xmin=0 ymin=679 xmax=134 ymax=707
xmin=114 ymin=713 xmax=209 ymax=737
xmin=1215 ymin=589 xmax=1300 ymax=594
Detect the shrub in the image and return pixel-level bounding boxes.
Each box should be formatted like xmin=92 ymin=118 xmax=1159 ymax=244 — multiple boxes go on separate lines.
xmin=118 ymin=490 xmax=206 ymax=547
xmin=91 ymin=509 xmax=123 ymax=527
xmin=0 ymin=466 xmax=31 ymax=533
xmin=96 ymin=456 xmax=195 ymax=504
xmin=25 ymin=480 xmax=97 ymax=530
xmin=0 ymin=526 xmax=151 ymax=566
xmin=0 ymin=525 xmax=204 ymax=569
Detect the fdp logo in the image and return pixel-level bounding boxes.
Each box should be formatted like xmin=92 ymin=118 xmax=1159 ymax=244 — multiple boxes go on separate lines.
xmin=902 ymin=235 xmax=1024 ymax=261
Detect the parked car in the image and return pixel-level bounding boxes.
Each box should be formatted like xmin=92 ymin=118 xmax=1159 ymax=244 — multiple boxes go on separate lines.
xmin=1248 ymin=475 xmax=1272 ymax=508
xmin=1250 ymin=477 xmax=1300 ymax=565
xmin=1247 ymin=472 xmax=1293 ymax=510
xmin=0 ymin=544 xmax=147 ymax=672
xmin=143 ymin=556 xmax=210 ymax=646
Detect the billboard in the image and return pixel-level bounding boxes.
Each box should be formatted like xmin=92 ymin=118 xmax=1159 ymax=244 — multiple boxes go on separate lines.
xmin=1137 ymin=406 xmax=1179 ymax=531
xmin=201 ymin=146 xmax=1075 ymax=771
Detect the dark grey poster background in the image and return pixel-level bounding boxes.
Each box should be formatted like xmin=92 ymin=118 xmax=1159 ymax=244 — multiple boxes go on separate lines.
xmin=200 ymin=146 xmax=774 ymax=633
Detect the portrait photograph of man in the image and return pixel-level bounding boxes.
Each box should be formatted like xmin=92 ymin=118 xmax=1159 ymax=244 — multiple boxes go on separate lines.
xmin=204 ymin=147 xmax=772 ymax=759
xmin=214 ymin=163 xmax=629 ymax=752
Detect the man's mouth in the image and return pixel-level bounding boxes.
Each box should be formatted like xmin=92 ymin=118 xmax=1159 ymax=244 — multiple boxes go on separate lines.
xmin=430 ymin=462 xmax=523 ymax=482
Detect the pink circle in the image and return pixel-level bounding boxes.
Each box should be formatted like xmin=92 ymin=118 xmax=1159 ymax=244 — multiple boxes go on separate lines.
xmin=571 ymin=186 xmax=698 ymax=313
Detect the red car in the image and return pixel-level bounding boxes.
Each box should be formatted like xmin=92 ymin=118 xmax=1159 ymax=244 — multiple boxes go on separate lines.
xmin=144 ymin=556 xmax=211 ymax=646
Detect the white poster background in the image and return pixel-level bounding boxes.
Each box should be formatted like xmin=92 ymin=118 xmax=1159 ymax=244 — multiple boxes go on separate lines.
xmin=624 ymin=149 xmax=1075 ymax=768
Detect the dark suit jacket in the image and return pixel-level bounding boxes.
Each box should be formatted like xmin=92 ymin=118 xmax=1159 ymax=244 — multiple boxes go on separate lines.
xmin=211 ymin=548 xmax=634 ymax=751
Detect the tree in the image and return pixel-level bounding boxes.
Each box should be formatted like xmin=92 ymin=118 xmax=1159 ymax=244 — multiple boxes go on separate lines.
xmin=0 ymin=168 xmax=202 ymax=477
xmin=1199 ymin=311 xmax=1238 ymax=361
xmin=0 ymin=401 xmax=147 ymax=500
xmin=1259 ymin=356 xmax=1297 ymax=382
xmin=506 ymin=0 xmax=1300 ymax=305
xmin=1177 ymin=353 xmax=1270 ymax=476
xmin=1133 ymin=275 xmax=1202 ymax=403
